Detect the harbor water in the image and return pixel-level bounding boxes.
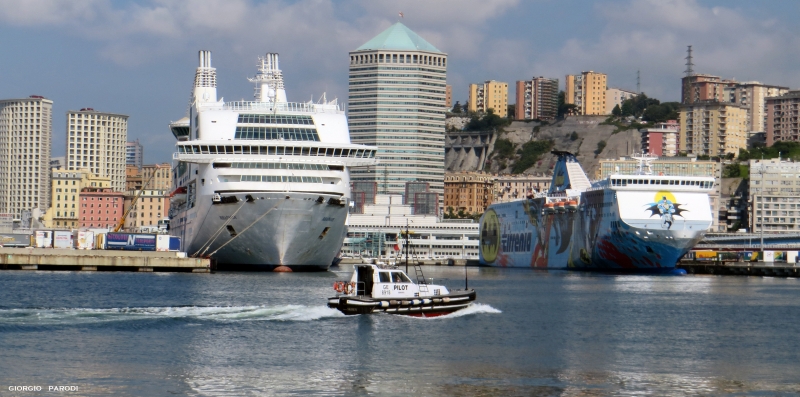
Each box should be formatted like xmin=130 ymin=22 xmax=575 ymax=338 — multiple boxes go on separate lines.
xmin=1 ymin=266 xmax=800 ymax=396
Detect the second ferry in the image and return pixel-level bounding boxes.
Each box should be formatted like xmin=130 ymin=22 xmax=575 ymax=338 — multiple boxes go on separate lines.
xmin=168 ymin=51 xmax=377 ymax=270
xmin=479 ymin=151 xmax=714 ymax=272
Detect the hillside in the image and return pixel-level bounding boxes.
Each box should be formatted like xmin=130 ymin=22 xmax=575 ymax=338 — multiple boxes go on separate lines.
xmin=485 ymin=116 xmax=642 ymax=178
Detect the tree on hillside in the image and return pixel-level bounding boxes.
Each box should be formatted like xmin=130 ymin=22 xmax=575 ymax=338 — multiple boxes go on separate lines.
xmin=612 ymin=104 xmax=621 ymax=117
xmin=507 ymin=104 xmax=516 ymax=119
xmin=452 ymin=101 xmax=463 ymax=114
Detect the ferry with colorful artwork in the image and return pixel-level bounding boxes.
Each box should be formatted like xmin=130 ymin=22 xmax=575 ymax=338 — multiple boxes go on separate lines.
xmin=478 ymin=151 xmax=714 ymax=272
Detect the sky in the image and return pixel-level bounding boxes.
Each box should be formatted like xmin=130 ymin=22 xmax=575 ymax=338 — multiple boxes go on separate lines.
xmin=2 ymin=0 xmax=800 ymax=164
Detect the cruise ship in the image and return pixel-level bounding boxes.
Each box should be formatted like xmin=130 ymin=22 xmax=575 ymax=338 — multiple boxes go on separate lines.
xmin=479 ymin=151 xmax=714 ymax=272
xmin=168 ymin=51 xmax=377 ymax=270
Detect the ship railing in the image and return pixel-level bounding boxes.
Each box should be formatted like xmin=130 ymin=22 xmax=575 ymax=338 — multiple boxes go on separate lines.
xmin=222 ymin=101 xmax=343 ymax=114
xmin=174 ymin=153 xmax=377 ymax=167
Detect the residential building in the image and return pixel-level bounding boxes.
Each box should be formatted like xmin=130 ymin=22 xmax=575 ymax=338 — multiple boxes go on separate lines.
xmin=348 ymin=22 xmax=447 ymax=198
xmin=125 ymin=165 xmax=142 ymax=191
xmin=79 ymin=187 xmax=123 ymax=229
xmin=445 ymin=84 xmax=452 ymax=109
xmin=640 ymin=123 xmax=678 ymax=157
xmin=515 ymin=77 xmax=559 ymax=120
xmin=42 ymin=168 xmax=111 ymax=229
xmin=141 ymin=163 xmax=172 ymax=191
xmin=565 ymin=71 xmax=607 ymax=115
xmin=749 ymin=158 xmax=800 ymax=232
xmin=126 ymin=139 xmax=143 ymax=170
xmin=66 ymin=108 xmax=128 ymax=193
xmin=443 ymin=172 xmax=493 ymax=215
xmin=606 ymin=87 xmax=638 ymax=114
xmin=726 ymin=82 xmax=789 ymax=133
xmin=598 ymin=156 xmax=723 ymax=231
xmin=123 ymin=189 xmax=169 ymax=230
xmin=765 ymin=90 xmax=800 ymax=146
xmin=681 ymin=74 xmax=736 ymax=104
xmin=679 ymin=102 xmax=748 ymax=157
xmin=492 ymin=174 xmax=551 ymax=203
xmin=469 ymin=80 xmax=508 ymax=117
xmin=0 ymin=96 xmax=53 ymax=218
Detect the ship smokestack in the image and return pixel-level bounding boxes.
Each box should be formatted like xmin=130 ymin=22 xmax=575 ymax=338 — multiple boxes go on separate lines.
xmin=249 ymin=53 xmax=287 ymax=104
xmin=192 ymin=50 xmax=217 ymax=104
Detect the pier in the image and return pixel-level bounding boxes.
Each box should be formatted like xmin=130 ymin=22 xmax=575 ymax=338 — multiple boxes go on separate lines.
xmin=679 ymin=261 xmax=800 ymax=277
xmin=0 ymin=247 xmax=210 ymax=273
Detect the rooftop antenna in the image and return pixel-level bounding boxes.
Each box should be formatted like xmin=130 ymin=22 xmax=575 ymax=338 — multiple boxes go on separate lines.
xmin=684 ymin=45 xmax=694 ymax=76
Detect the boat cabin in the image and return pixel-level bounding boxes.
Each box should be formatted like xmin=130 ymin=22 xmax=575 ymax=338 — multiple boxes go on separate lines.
xmin=348 ymin=264 xmax=450 ymax=298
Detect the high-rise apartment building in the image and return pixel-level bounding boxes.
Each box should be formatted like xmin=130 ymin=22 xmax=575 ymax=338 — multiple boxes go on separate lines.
xmin=683 ymin=75 xmax=788 ymax=136
xmin=348 ymin=22 xmax=447 ymax=198
xmin=126 ymin=139 xmax=143 ymax=170
xmin=765 ymin=90 xmax=800 ymax=146
xmin=468 ymin=80 xmax=508 ymax=117
xmin=727 ymin=82 xmax=789 ymax=133
xmin=679 ymin=102 xmax=748 ymax=157
xmin=606 ymin=87 xmax=638 ymax=114
xmin=565 ymin=71 xmax=607 ymax=115
xmin=66 ymin=108 xmax=128 ymax=193
xmin=515 ymin=77 xmax=558 ymax=120
xmin=0 ymin=96 xmax=53 ymax=217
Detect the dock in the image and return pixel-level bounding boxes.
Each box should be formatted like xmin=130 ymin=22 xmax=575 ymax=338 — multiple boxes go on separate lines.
xmin=679 ymin=261 xmax=800 ymax=277
xmin=0 ymin=247 xmax=210 ymax=273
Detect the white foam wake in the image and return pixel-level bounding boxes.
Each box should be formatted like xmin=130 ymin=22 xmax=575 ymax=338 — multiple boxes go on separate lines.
xmin=0 ymin=304 xmax=344 ymax=326
xmin=412 ymin=303 xmax=502 ymax=320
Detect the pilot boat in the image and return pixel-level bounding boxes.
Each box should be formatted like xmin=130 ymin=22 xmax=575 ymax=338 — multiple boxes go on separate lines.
xmin=327 ymin=264 xmax=476 ymax=317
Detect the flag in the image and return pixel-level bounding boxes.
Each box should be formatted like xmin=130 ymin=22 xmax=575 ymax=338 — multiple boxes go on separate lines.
xmin=399 ymin=11 xmax=404 ymax=18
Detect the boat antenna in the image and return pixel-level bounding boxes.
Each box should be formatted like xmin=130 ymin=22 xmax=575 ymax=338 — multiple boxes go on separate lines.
xmin=405 ymin=219 xmax=409 ymax=273
xmin=465 ymin=262 xmax=468 ymax=290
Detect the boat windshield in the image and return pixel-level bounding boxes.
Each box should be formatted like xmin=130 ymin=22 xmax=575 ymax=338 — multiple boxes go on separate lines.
xmin=379 ymin=272 xmax=390 ymax=282
xmin=391 ymin=272 xmax=411 ymax=283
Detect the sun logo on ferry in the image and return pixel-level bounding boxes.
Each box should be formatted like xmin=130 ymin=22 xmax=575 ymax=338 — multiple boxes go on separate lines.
xmin=645 ymin=191 xmax=687 ymax=230
xmin=480 ymin=209 xmax=500 ymax=263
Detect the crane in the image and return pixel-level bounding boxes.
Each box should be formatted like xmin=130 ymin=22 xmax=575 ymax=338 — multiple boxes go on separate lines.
xmin=114 ymin=165 xmax=162 ymax=232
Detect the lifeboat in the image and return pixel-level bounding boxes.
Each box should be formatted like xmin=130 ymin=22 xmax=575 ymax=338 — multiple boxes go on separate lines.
xmin=555 ymin=201 xmax=566 ymax=213
xmin=544 ymin=202 xmax=556 ymax=214
xmin=566 ymin=199 xmax=578 ymax=211
xmin=169 ymin=186 xmax=188 ymax=205
xmin=327 ymin=264 xmax=476 ymax=317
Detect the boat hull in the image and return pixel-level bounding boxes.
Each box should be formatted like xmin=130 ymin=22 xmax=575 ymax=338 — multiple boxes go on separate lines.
xmin=327 ymin=290 xmax=476 ymax=316
xmin=479 ymin=190 xmax=711 ymax=272
xmin=170 ymin=191 xmax=348 ymax=271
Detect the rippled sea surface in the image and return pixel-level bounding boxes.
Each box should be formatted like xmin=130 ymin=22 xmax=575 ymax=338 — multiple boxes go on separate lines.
xmin=1 ymin=266 xmax=800 ymax=396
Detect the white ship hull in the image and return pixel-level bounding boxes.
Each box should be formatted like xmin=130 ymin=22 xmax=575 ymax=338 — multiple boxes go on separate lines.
xmin=171 ymin=191 xmax=347 ymax=270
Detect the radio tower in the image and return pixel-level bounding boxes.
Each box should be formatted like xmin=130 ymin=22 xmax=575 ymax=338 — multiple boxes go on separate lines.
xmin=637 ymin=70 xmax=641 ymax=93
xmin=684 ymin=45 xmax=694 ymax=76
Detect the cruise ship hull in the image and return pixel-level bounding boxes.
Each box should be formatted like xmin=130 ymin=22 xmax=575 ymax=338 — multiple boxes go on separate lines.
xmin=170 ymin=192 xmax=348 ymax=271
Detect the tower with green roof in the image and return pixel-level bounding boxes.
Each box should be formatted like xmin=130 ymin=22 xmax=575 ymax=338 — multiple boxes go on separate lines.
xmin=348 ymin=22 xmax=447 ymax=205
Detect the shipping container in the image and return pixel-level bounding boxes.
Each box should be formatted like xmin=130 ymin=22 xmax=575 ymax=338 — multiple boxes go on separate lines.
xmin=53 ymin=231 xmax=73 ymax=249
xmin=156 ymin=235 xmax=170 ymax=252
xmin=788 ymin=251 xmax=798 ymax=264
xmin=764 ymin=251 xmax=775 ymax=262
xmin=169 ymin=236 xmax=181 ymax=252
xmin=743 ymin=251 xmax=760 ymax=262
xmin=0 ymin=233 xmax=32 ymax=247
xmin=75 ymin=231 xmax=95 ymax=250
xmin=694 ymin=250 xmax=717 ymax=261
xmin=35 ymin=231 xmax=53 ymax=248
xmin=717 ymin=251 xmax=740 ymax=261
xmin=104 ymin=233 xmax=157 ymax=251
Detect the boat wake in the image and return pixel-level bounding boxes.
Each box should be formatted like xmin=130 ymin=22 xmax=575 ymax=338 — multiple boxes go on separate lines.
xmin=418 ymin=303 xmax=502 ymax=320
xmin=0 ymin=304 xmax=344 ymax=326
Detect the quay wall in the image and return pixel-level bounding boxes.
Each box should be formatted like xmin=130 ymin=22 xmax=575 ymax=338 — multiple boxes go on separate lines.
xmin=0 ymin=247 xmax=210 ymax=272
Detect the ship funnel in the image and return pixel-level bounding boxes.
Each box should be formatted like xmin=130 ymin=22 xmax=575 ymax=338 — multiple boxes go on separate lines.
xmin=192 ymin=50 xmax=218 ymax=104
xmin=249 ymin=53 xmax=287 ymax=104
